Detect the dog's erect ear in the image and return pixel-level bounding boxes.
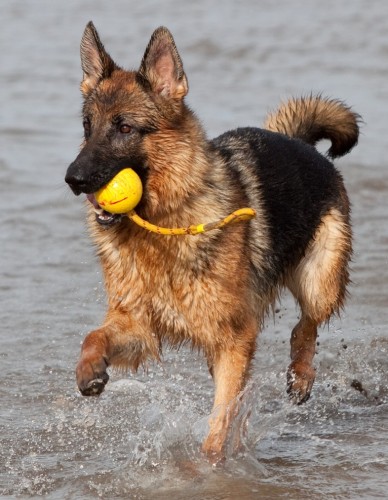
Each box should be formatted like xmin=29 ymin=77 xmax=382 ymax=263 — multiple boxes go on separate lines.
xmin=138 ymin=27 xmax=188 ymax=99
xmin=80 ymin=21 xmax=117 ymax=95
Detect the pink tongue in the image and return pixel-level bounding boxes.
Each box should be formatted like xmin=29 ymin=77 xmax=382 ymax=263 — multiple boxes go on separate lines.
xmin=86 ymin=194 xmax=101 ymax=209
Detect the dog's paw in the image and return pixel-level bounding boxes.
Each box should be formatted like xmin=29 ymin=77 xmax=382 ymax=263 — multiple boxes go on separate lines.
xmin=287 ymin=362 xmax=315 ymax=404
xmin=82 ymin=376 xmax=109 ymax=396
xmin=201 ymin=435 xmax=225 ymax=465
xmin=76 ymin=354 xmax=109 ymax=396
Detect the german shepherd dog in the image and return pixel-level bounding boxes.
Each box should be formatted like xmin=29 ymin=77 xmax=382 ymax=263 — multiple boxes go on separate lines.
xmin=65 ymin=22 xmax=360 ymax=459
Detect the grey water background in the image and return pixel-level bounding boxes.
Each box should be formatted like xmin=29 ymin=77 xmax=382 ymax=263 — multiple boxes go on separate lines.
xmin=1 ymin=0 xmax=387 ymax=498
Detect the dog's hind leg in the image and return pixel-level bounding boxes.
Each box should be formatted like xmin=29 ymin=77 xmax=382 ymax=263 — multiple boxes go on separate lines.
xmin=286 ymin=316 xmax=318 ymax=404
xmin=76 ymin=310 xmax=159 ymax=396
xmin=285 ymin=207 xmax=352 ymax=404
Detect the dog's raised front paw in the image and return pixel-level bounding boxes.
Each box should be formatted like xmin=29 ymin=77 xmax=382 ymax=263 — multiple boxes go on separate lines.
xmin=76 ymin=354 xmax=109 ymax=396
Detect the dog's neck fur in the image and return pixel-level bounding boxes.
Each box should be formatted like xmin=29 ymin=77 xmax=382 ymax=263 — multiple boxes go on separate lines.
xmin=133 ymin=101 xmax=232 ymax=231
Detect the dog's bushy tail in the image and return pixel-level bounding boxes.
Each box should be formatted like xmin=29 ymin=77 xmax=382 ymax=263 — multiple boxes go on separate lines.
xmin=263 ymin=95 xmax=361 ymax=158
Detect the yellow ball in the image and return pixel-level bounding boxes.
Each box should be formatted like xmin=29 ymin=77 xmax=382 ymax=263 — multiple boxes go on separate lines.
xmin=95 ymin=168 xmax=143 ymax=214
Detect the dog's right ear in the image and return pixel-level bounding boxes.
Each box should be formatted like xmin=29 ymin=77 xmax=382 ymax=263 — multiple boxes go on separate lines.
xmin=80 ymin=21 xmax=117 ymax=95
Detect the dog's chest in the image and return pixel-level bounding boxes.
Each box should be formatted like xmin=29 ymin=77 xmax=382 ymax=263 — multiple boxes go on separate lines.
xmin=100 ymin=231 xmax=223 ymax=344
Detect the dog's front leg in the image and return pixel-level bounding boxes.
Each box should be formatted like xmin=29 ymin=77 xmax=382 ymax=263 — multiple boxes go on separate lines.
xmin=76 ymin=311 xmax=159 ymax=396
xmin=202 ymin=323 xmax=256 ymax=461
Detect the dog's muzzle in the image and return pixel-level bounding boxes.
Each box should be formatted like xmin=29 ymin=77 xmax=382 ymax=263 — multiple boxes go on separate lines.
xmin=65 ymin=162 xmax=90 ymax=195
xmin=65 ymin=161 xmax=123 ymax=227
xmin=86 ymin=194 xmax=123 ymax=226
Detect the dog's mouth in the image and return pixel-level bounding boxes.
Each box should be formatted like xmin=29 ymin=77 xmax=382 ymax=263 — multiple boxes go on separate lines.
xmin=86 ymin=194 xmax=123 ymax=226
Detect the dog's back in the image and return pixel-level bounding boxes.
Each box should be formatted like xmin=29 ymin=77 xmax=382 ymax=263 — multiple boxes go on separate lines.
xmin=213 ymin=126 xmax=350 ymax=282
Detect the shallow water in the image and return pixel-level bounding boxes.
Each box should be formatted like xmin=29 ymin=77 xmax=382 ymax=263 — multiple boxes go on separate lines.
xmin=1 ymin=0 xmax=387 ymax=498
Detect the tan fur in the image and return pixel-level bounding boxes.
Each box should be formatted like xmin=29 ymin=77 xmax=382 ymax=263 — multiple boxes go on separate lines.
xmin=286 ymin=207 xmax=352 ymax=322
xmin=89 ymin=208 xmax=258 ymax=357
xmin=264 ymin=95 xmax=360 ymax=158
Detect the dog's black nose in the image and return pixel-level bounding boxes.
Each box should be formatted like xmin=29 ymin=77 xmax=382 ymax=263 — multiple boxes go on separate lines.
xmin=65 ymin=173 xmax=87 ymax=195
xmin=65 ymin=162 xmax=89 ymax=195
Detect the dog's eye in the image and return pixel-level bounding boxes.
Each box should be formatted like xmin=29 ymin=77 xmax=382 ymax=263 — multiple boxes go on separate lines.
xmin=119 ymin=124 xmax=132 ymax=134
xmin=83 ymin=119 xmax=91 ymax=137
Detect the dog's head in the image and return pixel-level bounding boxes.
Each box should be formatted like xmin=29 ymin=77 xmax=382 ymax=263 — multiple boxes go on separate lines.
xmin=65 ymin=23 xmax=193 ymax=225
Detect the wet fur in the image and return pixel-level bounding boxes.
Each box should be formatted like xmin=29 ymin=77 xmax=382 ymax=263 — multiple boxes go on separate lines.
xmin=65 ymin=23 xmax=360 ymax=459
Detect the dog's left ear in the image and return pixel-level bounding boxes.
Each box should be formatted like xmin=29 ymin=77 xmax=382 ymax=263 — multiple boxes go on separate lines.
xmin=138 ymin=27 xmax=188 ymax=99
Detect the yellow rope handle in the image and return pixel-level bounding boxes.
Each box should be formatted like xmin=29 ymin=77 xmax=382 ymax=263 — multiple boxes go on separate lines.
xmin=126 ymin=207 xmax=256 ymax=235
